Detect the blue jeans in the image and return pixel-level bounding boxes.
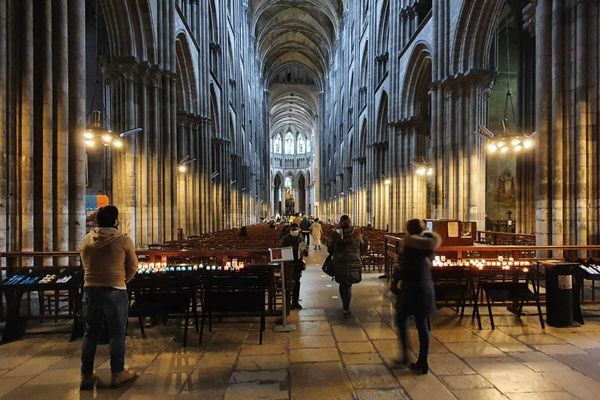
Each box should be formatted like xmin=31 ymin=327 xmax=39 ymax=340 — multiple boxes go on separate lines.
xmin=396 ymin=307 xmax=429 ymax=364
xmin=339 ymin=283 xmax=352 ymax=311
xmin=81 ymin=288 xmax=129 ymax=374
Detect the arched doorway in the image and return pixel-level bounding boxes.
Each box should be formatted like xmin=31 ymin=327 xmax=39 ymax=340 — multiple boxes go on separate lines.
xmin=284 ymin=174 xmax=295 ymax=215
xmin=298 ymin=174 xmax=306 ymax=214
xmin=273 ymin=174 xmax=282 ymax=215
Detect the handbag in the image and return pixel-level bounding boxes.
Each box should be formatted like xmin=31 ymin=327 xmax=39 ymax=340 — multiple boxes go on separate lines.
xmin=322 ymin=255 xmax=335 ymax=277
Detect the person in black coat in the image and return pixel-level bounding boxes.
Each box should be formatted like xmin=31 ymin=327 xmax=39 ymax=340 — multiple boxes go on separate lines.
xmin=327 ymin=215 xmax=364 ymax=317
xmin=390 ymin=219 xmax=441 ymax=374
xmin=280 ymin=223 xmax=308 ymax=310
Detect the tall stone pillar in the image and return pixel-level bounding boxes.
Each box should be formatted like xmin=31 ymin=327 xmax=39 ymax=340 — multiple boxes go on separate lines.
xmin=54 ymin=0 xmax=70 ymax=255
xmin=68 ymin=0 xmax=86 ymax=250
xmin=534 ymin=0 xmax=553 ymax=246
xmin=0 ymin=0 xmax=6 ymax=257
xmin=21 ymin=0 xmax=34 ymax=253
xmin=41 ymin=0 xmax=54 ymax=254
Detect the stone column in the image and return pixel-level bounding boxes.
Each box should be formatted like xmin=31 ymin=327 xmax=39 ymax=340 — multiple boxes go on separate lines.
xmin=0 ymin=0 xmax=7 ymax=257
xmin=575 ymin=0 xmax=588 ymax=246
xmin=68 ymin=0 xmax=86 ymax=251
xmin=41 ymin=0 xmax=54 ymax=259
xmin=54 ymin=0 xmax=70 ymax=256
xmin=21 ymin=0 xmax=34 ymax=253
xmin=534 ymin=0 xmax=553 ymax=246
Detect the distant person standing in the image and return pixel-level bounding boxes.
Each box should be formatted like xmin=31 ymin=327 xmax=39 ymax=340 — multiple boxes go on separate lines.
xmin=390 ymin=219 xmax=441 ymax=374
xmin=293 ymin=212 xmax=302 ymax=225
xmin=300 ymin=216 xmax=312 ymax=246
xmin=79 ymin=205 xmax=139 ymax=390
xmin=328 ymin=215 xmax=364 ymax=317
xmin=310 ymin=218 xmax=323 ymax=250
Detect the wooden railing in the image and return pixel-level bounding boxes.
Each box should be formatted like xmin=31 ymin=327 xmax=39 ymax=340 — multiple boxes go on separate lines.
xmin=0 ymin=249 xmax=272 ymax=275
xmin=476 ymin=231 xmax=536 ymax=245
xmin=383 ymin=234 xmax=600 ymax=279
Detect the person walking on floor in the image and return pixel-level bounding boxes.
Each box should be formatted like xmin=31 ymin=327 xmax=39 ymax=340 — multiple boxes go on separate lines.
xmin=327 ymin=215 xmax=364 ymax=317
xmin=300 ymin=216 xmax=312 ymax=246
xmin=280 ymin=223 xmax=308 ymax=310
xmin=79 ymin=205 xmax=139 ymax=390
xmin=310 ymin=218 xmax=323 ymax=250
xmin=390 ymin=219 xmax=441 ymax=374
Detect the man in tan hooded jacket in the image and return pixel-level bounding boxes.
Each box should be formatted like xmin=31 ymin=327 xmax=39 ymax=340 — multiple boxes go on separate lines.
xmin=79 ymin=205 xmax=138 ymax=390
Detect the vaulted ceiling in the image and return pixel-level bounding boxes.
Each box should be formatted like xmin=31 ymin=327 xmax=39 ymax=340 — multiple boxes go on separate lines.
xmin=250 ymin=0 xmax=343 ymax=139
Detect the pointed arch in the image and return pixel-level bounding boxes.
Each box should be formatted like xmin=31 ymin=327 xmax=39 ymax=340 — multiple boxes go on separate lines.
xmin=451 ymin=0 xmax=505 ymax=74
xmin=99 ymin=0 xmax=156 ymax=63
xmin=175 ymin=33 xmax=198 ymax=114
xmin=376 ymin=92 xmax=389 ymax=143
xmin=401 ymin=42 xmax=432 ymax=119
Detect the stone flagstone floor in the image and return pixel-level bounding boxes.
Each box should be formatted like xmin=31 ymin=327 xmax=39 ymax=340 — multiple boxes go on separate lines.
xmin=1 ymin=247 xmax=600 ymax=399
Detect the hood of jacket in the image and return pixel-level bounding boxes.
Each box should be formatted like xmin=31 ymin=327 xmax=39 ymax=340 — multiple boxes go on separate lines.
xmin=403 ymin=231 xmax=442 ymax=251
xmin=82 ymin=227 xmax=124 ymax=249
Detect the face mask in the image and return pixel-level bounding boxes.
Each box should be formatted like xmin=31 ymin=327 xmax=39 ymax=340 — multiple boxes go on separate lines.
xmin=290 ymin=230 xmax=299 ymax=237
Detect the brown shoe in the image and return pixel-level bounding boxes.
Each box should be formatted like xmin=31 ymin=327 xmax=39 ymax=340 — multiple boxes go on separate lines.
xmin=80 ymin=373 xmax=99 ymax=391
xmin=110 ymin=369 xmax=139 ymax=388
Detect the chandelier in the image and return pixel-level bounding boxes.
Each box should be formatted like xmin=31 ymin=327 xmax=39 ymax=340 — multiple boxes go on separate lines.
xmin=83 ymin=111 xmax=123 ymax=149
xmin=481 ymin=25 xmax=535 ymax=155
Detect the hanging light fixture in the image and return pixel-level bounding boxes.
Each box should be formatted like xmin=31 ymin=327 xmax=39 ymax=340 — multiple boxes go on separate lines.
xmin=481 ymin=24 xmax=535 ymax=155
xmin=83 ymin=111 xmax=122 ymax=149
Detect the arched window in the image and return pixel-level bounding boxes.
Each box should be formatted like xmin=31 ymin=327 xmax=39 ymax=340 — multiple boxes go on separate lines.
xmin=306 ymin=136 xmax=311 ymax=153
xmin=284 ymin=132 xmax=295 ymax=154
xmin=284 ymin=176 xmax=292 ymax=188
xmin=297 ymin=134 xmax=306 ymax=154
xmin=273 ymin=133 xmax=282 ymax=153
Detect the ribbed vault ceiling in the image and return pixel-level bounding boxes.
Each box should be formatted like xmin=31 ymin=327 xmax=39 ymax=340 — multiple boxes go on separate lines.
xmin=250 ymin=0 xmax=343 ymax=139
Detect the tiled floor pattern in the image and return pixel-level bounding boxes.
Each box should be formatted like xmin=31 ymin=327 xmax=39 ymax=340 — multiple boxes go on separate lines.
xmin=1 ymin=248 xmax=600 ymax=399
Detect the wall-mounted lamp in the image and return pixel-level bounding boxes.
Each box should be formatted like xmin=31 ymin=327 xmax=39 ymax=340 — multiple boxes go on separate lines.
xmin=380 ymin=175 xmax=392 ymax=185
xmin=120 ymin=127 xmax=143 ymax=138
xmin=178 ymin=156 xmax=197 ymax=173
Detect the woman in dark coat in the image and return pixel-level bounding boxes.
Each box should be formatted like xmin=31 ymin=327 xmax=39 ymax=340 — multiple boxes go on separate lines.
xmin=390 ymin=219 xmax=441 ymax=374
xmin=327 ymin=215 xmax=364 ymax=317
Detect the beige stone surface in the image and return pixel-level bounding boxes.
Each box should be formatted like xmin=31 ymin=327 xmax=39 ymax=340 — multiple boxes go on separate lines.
xmin=338 ymin=341 xmax=376 ymax=353
xmin=361 ymin=322 xmax=398 ymax=340
xmin=3 ymin=356 xmax=62 ymax=378
xmin=236 ymin=355 xmax=290 ymax=371
xmin=2 ymin=270 xmax=600 ymax=400
xmin=290 ymin=362 xmax=353 ymax=400
xmin=445 ymin=342 xmax=505 ymax=358
xmin=346 ymin=364 xmax=398 ymax=389
xmin=332 ymin=324 xmax=369 ymax=342
xmin=289 ymin=347 xmax=340 ymax=363
xmin=441 ymin=375 xmax=494 ymax=390
xmin=355 ymin=388 xmax=409 ymax=400
xmin=224 ymin=382 xmax=288 ymax=400
xmin=506 ymin=393 xmax=577 ymax=400
xmin=288 ymin=335 xmax=336 ymax=349
xmin=429 ymin=353 xmax=476 ymax=375
xmin=395 ymin=371 xmax=457 ymax=400
xmin=452 ymin=388 xmax=508 ymax=400
xmin=341 ymin=352 xmax=383 ymax=365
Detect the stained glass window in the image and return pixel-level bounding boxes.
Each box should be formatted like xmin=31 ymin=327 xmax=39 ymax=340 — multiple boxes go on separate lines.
xmin=284 ymin=132 xmax=295 ymax=154
xmin=273 ymin=133 xmax=282 ymax=153
xmin=297 ymin=134 xmax=305 ymax=154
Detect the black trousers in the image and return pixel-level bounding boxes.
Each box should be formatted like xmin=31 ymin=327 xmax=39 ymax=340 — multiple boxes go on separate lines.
xmin=302 ymin=231 xmax=310 ymax=246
